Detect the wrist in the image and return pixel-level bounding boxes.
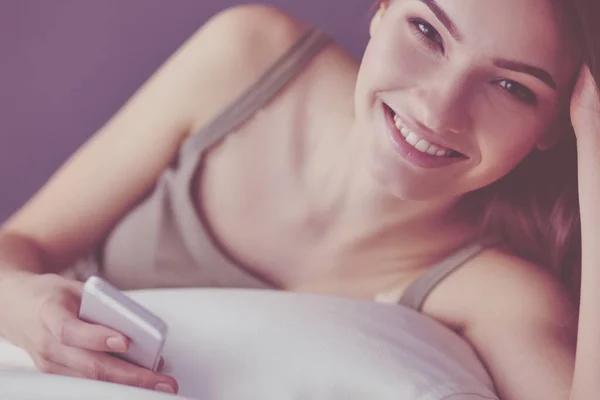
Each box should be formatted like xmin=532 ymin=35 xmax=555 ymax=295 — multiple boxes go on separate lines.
xmin=0 ymin=267 xmax=35 ymax=294
xmin=576 ymin=135 xmax=600 ymax=163
xmin=0 ymin=268 xmax=30 ymax=341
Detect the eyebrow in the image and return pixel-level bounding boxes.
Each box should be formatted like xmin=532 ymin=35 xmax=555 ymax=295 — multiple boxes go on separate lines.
xmin=418 ymin=0 xmax=462 ymax=40
xmin=416 ymin=0 xmax=557 ymax=91
xmin=493 ymin=59 xmax=557 ymax=90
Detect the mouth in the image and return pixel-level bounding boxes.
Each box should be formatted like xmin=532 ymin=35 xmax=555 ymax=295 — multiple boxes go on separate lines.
xmin=382 ymin=103 xmax=468 ymax=168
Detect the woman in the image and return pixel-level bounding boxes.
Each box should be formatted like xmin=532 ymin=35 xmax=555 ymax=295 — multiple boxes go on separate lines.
xmin=0 ymin=0 xmax=599 ymax=398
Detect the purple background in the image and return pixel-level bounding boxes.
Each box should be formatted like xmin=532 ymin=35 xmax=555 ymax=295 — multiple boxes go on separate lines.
xmin=0 ymin=1 xmax=372 ymax=222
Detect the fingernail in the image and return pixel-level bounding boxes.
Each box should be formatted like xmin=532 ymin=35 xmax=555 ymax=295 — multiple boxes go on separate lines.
xmin=106 ymin=337 xmax=127 ymax=352
xmin=155 ymin=383 xmax=175 ymax=394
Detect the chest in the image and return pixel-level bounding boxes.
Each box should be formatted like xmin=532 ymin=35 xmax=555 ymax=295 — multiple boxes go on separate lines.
xmin=193 ymin=92 xmax=328 ymax=286
xmin=191 ymin=89 xmax=469 ymax=321
xmin=184 ymin=51 xmax=480 ymax=334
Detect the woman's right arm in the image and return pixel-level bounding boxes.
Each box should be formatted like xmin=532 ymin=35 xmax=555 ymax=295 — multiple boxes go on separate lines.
xmin=0 ymin=5 xmax=295 ymax=279
xmin=0 ymin=5 xmax=304 ymax=393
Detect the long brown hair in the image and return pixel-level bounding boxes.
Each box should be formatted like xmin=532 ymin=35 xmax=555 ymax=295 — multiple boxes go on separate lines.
xmin=471 ymin=0 xmax=600 ymax=306
xmin=373 ymin=0 xmax=600 ymax=306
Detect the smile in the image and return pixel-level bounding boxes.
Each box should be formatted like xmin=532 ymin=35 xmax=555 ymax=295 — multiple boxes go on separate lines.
xmin=394 ymin=114 xmax=456 ymax=157
xmin=382 ymin=103 xmax=467 ymax=169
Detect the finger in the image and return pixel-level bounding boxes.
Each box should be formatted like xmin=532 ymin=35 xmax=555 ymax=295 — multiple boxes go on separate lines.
xmin=42 ymin=305 xmax=130 ymax=353
xmin=572 ymin=65 xmax=600 ymax=113
xmin=37 ymin=358 xmax=178 ymax=396
xmin=52 ymin=345 xmax=178 ymax=394
xmin=572 ymin=65 xmax=590 ymax=99
xmin=35 ymin=358 xmax=86 ymax=379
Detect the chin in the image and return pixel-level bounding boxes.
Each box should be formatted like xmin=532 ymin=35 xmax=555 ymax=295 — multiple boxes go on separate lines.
xmin=360 ymin=127 xmax=434 ymax=201
xmin=359 ymin=102 xmax=480 ymax=202
xmin=372 ymin=168 xmax=451 ymax=201
xmin=365 ymin=148 xmax=453 ymax=201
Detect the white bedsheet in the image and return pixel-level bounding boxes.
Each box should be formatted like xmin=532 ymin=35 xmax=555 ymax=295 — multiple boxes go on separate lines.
xmin=0 ymin=288 xmax=498 ymax=399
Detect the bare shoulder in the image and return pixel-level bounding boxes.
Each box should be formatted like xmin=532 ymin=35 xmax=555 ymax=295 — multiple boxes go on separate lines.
xmin=206 ymin=4 xmax=308 ymax=49
xmin=425 ymin=247 xmax=578 ymax=334
xmin=0 ymin=5 xmax=311 ymax=269
xmin=426 ymin=248 xmax=579 ymax=399
xmin=186 ymin=4 xmax=311 ymax=132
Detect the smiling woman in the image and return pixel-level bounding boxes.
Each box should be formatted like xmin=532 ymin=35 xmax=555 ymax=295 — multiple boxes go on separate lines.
xmin=372 ymin=0 xmax=586 ymax=303
xmin=0 ymin=1 xmax=599 ymax=399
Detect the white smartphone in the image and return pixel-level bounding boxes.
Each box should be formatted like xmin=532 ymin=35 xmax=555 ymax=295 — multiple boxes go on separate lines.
xmin=78 ymin=276 xmax=168 ymax=371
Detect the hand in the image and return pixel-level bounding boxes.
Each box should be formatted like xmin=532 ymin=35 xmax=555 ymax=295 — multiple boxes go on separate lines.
xmin=0 ymin=273 xmax=178 ymax=394
xmin=570 ymin=65 xmax=600 ymax=141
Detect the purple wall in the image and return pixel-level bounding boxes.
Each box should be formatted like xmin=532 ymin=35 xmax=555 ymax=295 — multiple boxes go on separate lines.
xmin=0 ymin=1 xmax=372 ymax=222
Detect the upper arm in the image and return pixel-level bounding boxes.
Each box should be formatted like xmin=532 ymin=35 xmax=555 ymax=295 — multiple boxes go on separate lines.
xmin=462 ymin=255 xmax=577 ymax=400
xmin=2 ymin=5 xmax=306 ymax=269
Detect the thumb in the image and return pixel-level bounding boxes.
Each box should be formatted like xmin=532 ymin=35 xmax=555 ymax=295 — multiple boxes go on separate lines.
xmin=571 ymin=65 xmax=600 ymax=134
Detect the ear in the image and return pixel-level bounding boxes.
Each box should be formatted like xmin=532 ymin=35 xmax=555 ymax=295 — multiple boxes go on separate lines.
xmin=370 ymin=1 xmax=391 ymax=37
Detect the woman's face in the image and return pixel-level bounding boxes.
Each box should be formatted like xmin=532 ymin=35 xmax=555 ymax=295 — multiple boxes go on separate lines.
xmin=354 ymin=0 xmax=580 ymax=200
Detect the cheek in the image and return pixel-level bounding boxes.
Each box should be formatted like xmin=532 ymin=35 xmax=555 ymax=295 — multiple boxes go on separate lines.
xmin=360 ymin=22 xmax=431 ymax=95
xmin=475 ymin=120 xmax=543 ymax=178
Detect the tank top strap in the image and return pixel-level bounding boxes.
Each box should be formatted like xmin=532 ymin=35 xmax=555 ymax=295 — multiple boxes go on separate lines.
xmin=179 ymin=26 xmax=332 ymax=160
xmin=146 ymin=26 xmax=332 ymax=289
xmin=397 ymin=236 xmax=504 ymax=312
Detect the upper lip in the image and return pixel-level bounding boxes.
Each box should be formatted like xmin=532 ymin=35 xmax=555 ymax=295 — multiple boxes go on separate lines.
xmin=386 ymin=103 xmax=466 ymax=156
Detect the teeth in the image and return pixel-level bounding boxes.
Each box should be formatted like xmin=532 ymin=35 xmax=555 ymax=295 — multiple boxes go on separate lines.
xmin=405 ymin=132 xmax=420 ymax=146
xmin=415 ymin=140 xmax=431 ymax=153
xmin=393 ymin=112 xmax=450 ymax=157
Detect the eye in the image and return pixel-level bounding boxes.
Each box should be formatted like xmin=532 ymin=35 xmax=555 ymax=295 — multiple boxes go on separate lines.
xmin=409 ymin=18 xmax=444 ymax=52
xmin=496 ymin=79 xmax=538 ymax=105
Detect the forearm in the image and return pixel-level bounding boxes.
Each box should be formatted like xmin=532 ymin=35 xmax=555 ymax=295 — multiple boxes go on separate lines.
xmin=571 ymin=137 xmax=600 ymax=400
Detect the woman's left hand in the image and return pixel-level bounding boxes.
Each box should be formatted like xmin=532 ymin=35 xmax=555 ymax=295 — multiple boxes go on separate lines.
xmin=570 ymin=65 xmax=600 ymax=142
xmin=568 ymin=63 xmax=600 ymax=400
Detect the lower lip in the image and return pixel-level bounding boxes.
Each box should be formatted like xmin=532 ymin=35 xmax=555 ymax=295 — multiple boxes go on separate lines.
xmin=383 ymin=105 xmax=466 ymax=169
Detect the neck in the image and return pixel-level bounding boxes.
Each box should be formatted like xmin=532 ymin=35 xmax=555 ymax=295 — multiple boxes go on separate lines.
xmin=302 ymin=114 xmax=475 ymax=275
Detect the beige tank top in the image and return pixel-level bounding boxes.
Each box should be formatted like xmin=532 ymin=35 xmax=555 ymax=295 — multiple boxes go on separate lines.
xmin=75 ymin=27 xmax=498 ymax=312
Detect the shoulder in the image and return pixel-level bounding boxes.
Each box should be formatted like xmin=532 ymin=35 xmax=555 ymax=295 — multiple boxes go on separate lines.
xmin=471 ymin=250 xmax=576 ymax=325
xmin=425 ymin=247 xmax=578 ymax=334
xmin=436 ymin=250 xmax=577 ymax=399
xmin=426 ymin=250 xmax=578 ymax=399
xmin=182 ymin=5 xmax=312 ymax=132
xmin=424 ymin=248 xmax=577 ymax=398
xmin=211 ymin=4 xmax=307 ymax=37
xmin=198 ymin=4 xmax=309 ymax=59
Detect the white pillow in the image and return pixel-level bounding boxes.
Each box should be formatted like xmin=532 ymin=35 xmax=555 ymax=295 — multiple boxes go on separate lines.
xmin=0 ymin=289 xmax=499 ymax=400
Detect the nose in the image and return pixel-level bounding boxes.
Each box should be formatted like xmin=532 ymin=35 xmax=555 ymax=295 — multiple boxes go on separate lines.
xmin=411 ymin=68 xmax=472 ymax=135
